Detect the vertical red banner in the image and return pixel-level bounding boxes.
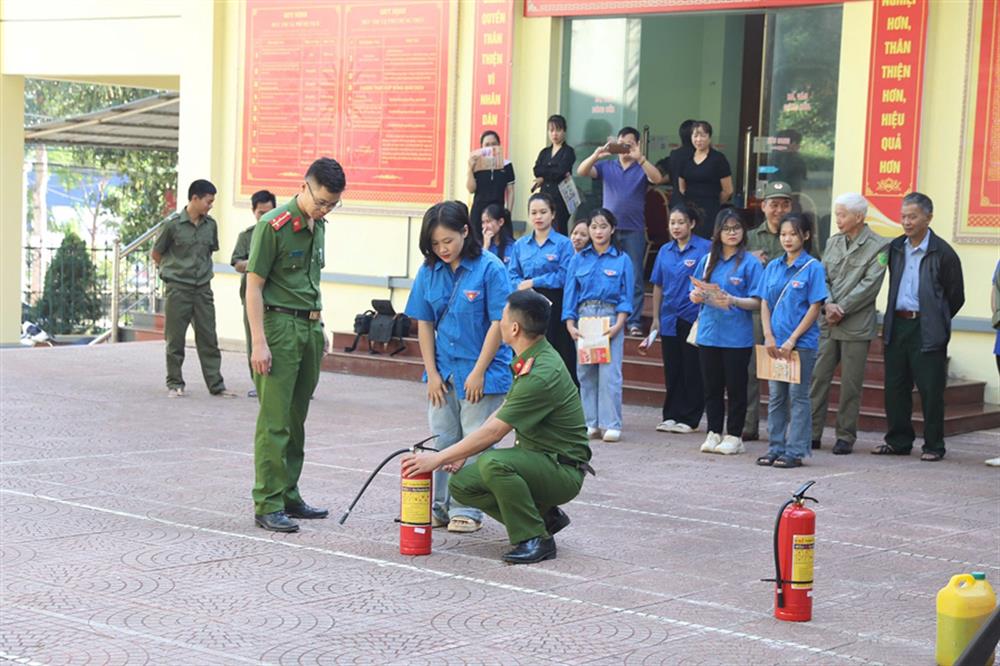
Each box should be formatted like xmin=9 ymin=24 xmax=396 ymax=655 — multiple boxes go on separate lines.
xmin=470 ymin=0 xmax=514 ymax=154
xmin=967 ymin=0 xmax=1000 ymax=229
xmin=861 ymin=0 xmax=928 ymax=222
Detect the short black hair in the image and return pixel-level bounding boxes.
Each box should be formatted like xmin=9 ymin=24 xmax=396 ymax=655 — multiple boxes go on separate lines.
xmin=418 ymin=200 xmax=483 ymax=267
xmin=547 ymin=114 xmax=567 ymax=132
xmin=776 ymin=128 xmax=802 ymax=144
xmin=507 ymin=290 xmax=550 ymax=337
xmin=692 ymin=120 xmax=713 ymax=137
xmin=480 ymin=130 xmax=501 ymax=146
xmin=902 ymin=191 xmax=933 ymax=215
xmin=251 ymin=190 xmax=276 ymax=211
xmin=779 ymin=212 xmax=814 ymax=254
xmin=188 ymin=179 xmax=216 ymax=200
xmin=618 ymin=126 xmax=640 ymax=143
xmin=305 ymin=157 xmax=346 ymax=194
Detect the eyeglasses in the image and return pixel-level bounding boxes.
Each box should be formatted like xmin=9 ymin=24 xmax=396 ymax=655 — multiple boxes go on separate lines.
xmin=721 ymin=225 xmax=742 ymax=233
xmin=306 ymin=181 xmax=342 ymax=211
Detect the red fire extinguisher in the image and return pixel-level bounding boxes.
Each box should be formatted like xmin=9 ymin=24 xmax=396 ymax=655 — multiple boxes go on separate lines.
xmin=339 ymin=435 xmax=438 ymax=556
xmin=763 ymin=480 xmax=818 ymax=622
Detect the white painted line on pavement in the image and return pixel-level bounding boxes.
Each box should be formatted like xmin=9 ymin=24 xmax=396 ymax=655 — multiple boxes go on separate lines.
xmin=1 ymin=488 xmax=882 ymax=665
xmin=0 ymin=448 xmax=195 ymax=466
xmin=0 ymin=651 xmax=48 ymax=666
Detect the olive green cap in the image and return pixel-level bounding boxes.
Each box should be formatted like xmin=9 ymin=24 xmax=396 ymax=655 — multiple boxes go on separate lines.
xmin=762 ymin=180 xmax=793 ymax=199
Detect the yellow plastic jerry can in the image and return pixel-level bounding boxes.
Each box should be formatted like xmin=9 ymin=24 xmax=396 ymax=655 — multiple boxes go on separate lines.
xmin=936 ymin=572 xmax=996 ymax=666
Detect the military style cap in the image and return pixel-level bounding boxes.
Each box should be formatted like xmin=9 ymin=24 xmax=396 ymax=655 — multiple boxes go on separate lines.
xmin=762 ymin=181 xmax=792 ymax=199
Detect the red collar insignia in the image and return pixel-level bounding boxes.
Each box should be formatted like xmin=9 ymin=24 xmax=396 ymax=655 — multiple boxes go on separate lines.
xmin=292 ymin=217 xmax=303 ymax=232
xmin=269 ymin=211 xmax=292 ymax=231
xmin=516 ymin=357 xmax=534 ymax=377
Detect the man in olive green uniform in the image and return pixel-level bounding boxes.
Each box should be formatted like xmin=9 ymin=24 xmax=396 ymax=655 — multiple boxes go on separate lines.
xmin=402 ymin=290 xmax=594 ymax=564
xmin=231 ymin=190 xmax=276 ymax=397
xmin=152 ymin=179 xmax=234 ymax=398
xmin=743 ymin=181 xmax=793 ymax=440
xmin=809 ymin=193 xmax=887 ymax=454
xmin=246 ymin=158 xmax=344 ymax=533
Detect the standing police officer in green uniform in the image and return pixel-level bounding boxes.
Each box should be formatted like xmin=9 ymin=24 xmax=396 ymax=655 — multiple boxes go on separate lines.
xmin=231 ymin=189 xmax=276 ymax=398
xmin=152 ymin=179 xmax=234 ymax=399
xmin=402 ymin=290 xmax=594 ymax=564
xmin=246 ymin=158 xmax=345 ymax=532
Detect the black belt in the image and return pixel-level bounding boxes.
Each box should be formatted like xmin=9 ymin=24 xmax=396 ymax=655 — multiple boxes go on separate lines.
xmin=265 ymin=305 xmax=321 ymax=321
xmin=558 ymin=455 xmax=596 ymax=476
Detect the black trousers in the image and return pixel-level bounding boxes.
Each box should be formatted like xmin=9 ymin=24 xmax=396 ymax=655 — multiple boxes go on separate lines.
xmin=884 ymin=317 xmax=946 ymax=453
xmin=660 ymin=319 xmax=704 ymax=426
xmin=698 ymin=345 xmax=752 ymax=437
xmin=536 ymin=287 xmax=578 ymax=387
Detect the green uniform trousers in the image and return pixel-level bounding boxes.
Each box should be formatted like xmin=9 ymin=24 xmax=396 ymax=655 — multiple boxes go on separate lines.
xmin=883 ymin=317 xmax=947 ymax=454
xmin=809 ymin=337 xmax=871 ymax=445
xmin=744 ymin=313 xmax=765 ymax=435
xmin=449 ymin=447 xmax=584 ymax=544
xmin=252 ymin=312 xmax=324 ymax=515
xmin=242 ymin=303 xmax=253 ymax=380
xmin=163 ymin=282 xmax=225 ymax=393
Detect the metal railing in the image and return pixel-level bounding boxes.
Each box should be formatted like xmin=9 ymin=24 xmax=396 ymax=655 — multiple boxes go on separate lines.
xmin=22 ymin=242 xmax=114 ymax=338
xmin=109 ymin=221 xmax=163 ymax=344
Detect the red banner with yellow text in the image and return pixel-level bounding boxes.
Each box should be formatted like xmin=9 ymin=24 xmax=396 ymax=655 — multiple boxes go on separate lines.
xmin=471 ymin=0 xmax=514 ymax=155
xmin=861 ymin=0 xmax=928 ymax=224
xmin=966 ymin=0 xmax=1000 ymax=230
xmin=524 ymin=0 xmax=850 ymax=17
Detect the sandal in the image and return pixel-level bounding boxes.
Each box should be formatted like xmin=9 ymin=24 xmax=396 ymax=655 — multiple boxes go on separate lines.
xmin=920 ymin=451 xmax=945 ymax=462
xmin=446 ymin=516 xmax=482 ymax=533
xmin=772 ymin=456 xmax=802 ymax=468
xmin=870 ymin=444 xmax=909 ymax=456
xmin=756 ymin=453 xmax=779 ymax=467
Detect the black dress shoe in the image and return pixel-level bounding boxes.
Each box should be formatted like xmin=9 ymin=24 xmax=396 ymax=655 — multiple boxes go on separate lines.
xmin=543 ymin=507 xmax=571 ymax=536
xmin=502 ymin=536 xmax=557 ymax=564
xmin=742 ymin=431 xmax=759 ymax=442
xmin=812 ymin=439 xmax=822 ymax=450
xmin=832 ymin=439 xmax=854 ymax=455
xmin=285 ymin=502 xmax=329 ymax=519
xmin=255 ymin=511 xmax=299 ymax=532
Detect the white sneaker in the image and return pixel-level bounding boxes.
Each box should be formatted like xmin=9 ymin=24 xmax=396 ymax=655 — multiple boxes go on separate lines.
xmin=587 ymin=427 xmax=602 ymax=439
xmin=602 ymin=429 xmax=622 ymax=442
xmin=716 ymin=435 xmax=746 ymax=455
xmin=700 ymin=432 xmax=722 ymax=453
xmin=669 ymin=423 xmax=696 ymax=434
xmin=656 ymin=419 xmax=676 ymax=432
xmin=985 ymin=457 xmax=1000 ymax=467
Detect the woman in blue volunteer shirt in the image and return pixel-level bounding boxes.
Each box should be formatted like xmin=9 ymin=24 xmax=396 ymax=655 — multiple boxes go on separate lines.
xmin=509 ymin=193 xmax=577 ymax=382
xmin=570 ymin=219 xmax=590 ymax=253
xmin=563 ymin=208 xmax=634 ymax=443
xmin=690 ymin=208 xmax=763 ymax=456
xmin=404 ymin=201 xmax=513 ymax=533
xmin=642 ymin=205 xmax=711 ymax=435
xmin=755 ymin=213 xmax=828 ymax=468
xmin=481 ymin=204 xmax=514 ymax=266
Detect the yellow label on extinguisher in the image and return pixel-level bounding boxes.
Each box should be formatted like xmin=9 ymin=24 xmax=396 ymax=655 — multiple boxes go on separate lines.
xmin=791 ymin=534 xmax=815 ymax=590
xmin=400 ymin=478 xmax=431 ymax=525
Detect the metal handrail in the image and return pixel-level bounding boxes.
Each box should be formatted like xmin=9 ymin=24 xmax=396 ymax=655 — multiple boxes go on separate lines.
xmin=109 ymin=221 xmax=163 ymax=344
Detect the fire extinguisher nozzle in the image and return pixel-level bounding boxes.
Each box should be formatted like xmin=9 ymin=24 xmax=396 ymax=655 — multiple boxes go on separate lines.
xmin=337 ymin=511 xmax=350 ymax=525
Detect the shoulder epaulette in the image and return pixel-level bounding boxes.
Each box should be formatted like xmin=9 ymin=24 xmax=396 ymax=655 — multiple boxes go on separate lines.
xmin=269 ymin=211 xmax=292 ymax=231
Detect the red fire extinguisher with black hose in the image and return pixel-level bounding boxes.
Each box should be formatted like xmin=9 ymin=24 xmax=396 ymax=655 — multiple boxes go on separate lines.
xmin=339 ymin=435 xmax=439 ymax=556
xmin=762 ymin=480 xmax=818 ymax=622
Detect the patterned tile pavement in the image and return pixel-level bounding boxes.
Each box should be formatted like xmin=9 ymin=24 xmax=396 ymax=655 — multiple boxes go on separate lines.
xmin=1 ymin=341 xmax=997 ymax=665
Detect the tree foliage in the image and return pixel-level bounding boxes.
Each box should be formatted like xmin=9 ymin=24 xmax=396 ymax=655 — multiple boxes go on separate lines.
xmin=33 ymin=232 xmax=105 ymax=334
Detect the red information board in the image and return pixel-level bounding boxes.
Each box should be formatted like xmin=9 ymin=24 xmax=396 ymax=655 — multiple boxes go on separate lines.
xmin=524 ymin=0 xmax=850 ymax=17
xmin=861 ymin=0 xmax=928 ymax=223
xmin=470 ymin=0 xmax=514 ymax=153
xmin=240 ymin=1 xmax=452 ymax=206
xmin=966 ymin=0 xmax=1000 ymax=230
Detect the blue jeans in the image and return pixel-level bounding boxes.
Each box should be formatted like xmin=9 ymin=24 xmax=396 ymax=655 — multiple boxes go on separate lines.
xmin=576 ymin=302 xmax=625 ymax=431
xmin=616 ymin=229 xmax=647 ymax=329
xmin=428 ymin=389 xmax=505 ymax=522
xmin=767 ymin=348 xmax=818 ymax=460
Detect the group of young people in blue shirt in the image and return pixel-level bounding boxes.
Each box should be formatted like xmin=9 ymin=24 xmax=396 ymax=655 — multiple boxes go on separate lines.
xmin=644 ymin=204 xmax=827 ymax=468
xmin=402 ymin=185 xmax=829 ymax=531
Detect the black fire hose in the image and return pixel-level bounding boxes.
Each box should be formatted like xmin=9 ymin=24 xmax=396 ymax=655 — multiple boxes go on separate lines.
xmin=338 ymin=435 xmax=439 ymax=525
xmin=761 ymin=480 xmax=818 ymax=609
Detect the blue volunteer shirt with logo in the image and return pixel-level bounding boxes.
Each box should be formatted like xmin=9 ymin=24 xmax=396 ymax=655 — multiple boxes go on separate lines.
xmin=690 ymin=251 xmax=764 ymax=348
xmin=754 ymin=253 xmax=828 ymax=350
xmin=487 ymin=240 xmax=512 ymax=266
xmin=562 ymin=245 xmax=635 ymax=321
xmin=404 ymin=252 xmax=513 ymax=399
xmin=508 ymin=230 xmax=574 ymax=290
xmin=650 ymin=235 xmax=711 ymax=336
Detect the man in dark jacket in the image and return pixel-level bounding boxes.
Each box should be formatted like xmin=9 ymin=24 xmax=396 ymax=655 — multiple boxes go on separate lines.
xmin=874 ymin=192 xmax=964 ymax=461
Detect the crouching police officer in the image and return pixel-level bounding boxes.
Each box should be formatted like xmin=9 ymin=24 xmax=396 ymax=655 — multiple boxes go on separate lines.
xmin=402 ymin=290 xmax=594 ymax=564
xmin=246 ymin=157 xmax=345 ymax=532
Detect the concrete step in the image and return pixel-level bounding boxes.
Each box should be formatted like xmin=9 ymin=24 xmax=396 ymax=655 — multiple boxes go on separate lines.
xmin=118 ymin=326 xmax=163 ymax=342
